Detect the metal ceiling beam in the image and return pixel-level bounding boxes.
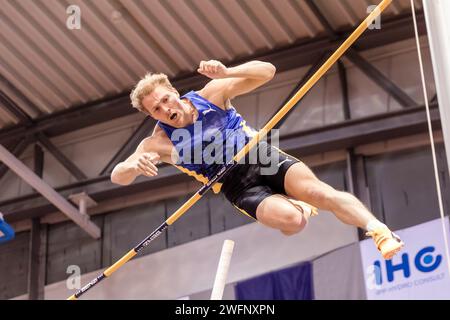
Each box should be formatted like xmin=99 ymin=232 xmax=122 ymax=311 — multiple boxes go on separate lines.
xmin=1 ymin=104 xmax=440 ymax=223
xmin=0 ymin=13 xmax=426 ymax=144
xmin=270 ymin=2 xmax=421 ymax=135
xmin=0 ymin=90 xmax=33 ymax=124
xmin=27 ymin=143 xmax=44 ymax=300
xmin=34 ymin=143 xmax=44 ymax=177
xmin=0 ymin=144 xmax=100 ymax=238
xmin=338 ymin=56 xmax=360 ymax=230
xmin=100 ymin=118 xmax=156 ymax=175
xmin=0 ymin=136 xmax=34 ymax=181
xmin=0 ymin=94 xmax=134 ymax=144
xmin=0 ymin=175 xmax=111 ymax=208
xmin=0 ymin=74 xmax=42 ymax=116
xmin=304 ymin=0 xmax=335 ymax=37
xmin=337 ymin=60 xmax=351 ymax=119
xmin=345 ymin=50 xmax=419 ymax=108
xmin=281 ymin=103 xmax=439 ymax=154
xmin=304 ymin=0 xmax=420 ymax=108
xmin=36 ymin=133 xmax=87 ymax=181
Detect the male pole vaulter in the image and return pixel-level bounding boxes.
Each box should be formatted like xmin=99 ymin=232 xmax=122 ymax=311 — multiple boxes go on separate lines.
xmin=111 ymin=59 xmax=404 ymax=260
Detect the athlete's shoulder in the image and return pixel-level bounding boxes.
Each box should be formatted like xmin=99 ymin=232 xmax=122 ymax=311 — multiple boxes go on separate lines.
xmin=197 ymin=81 xmax=229 ymax=110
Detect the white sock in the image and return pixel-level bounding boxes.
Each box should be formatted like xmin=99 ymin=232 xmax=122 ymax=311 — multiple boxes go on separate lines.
xmin=366 ymin=220 xmax=388 ymax=232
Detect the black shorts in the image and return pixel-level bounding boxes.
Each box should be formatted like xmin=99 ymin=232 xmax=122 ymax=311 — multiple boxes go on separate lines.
xmin=220 ymin=141 xmax=301 ymax=220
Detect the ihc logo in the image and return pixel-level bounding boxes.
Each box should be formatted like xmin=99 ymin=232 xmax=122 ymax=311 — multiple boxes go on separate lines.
xmin=366 ymin=246 xmax=442 ymax=288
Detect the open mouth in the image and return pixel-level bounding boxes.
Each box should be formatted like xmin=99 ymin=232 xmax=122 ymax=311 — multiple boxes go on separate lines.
xmin=170 ymin=112 xmax=177 ymax=121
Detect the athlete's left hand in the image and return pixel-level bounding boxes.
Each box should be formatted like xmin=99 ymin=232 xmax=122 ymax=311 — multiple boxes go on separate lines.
xmin=197 ymin=60 xmax=228 ymax=79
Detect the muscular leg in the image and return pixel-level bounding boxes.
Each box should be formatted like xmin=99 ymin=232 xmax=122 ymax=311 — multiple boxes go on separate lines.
xmin=271 ymin=161 xmax=403 ymax=259
xmin=255 ymin=194 xmax=311 ymax=236
xmin=284 ymin=162 xmax=376 ymax=229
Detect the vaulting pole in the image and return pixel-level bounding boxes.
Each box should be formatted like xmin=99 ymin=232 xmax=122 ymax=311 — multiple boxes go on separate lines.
xmin=67 ymin=0 xmax=392 ymax=300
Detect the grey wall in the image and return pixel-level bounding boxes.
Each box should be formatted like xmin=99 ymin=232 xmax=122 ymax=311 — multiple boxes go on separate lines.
xmin=1 ymin=192 xmax=252 ymax=298
xmin=366 ymin=144 xmax=449 ymax=230
xmin=313 ymin=243 xmax=366 ymax=300
xmin=44 ymin=192 xmax=252 ymax=288
xmin=7 ymin=161 xmax=352 ymax=299
xmin=5 ymin=134 xmax=446 ymax=300
xmin=12 ymin=146 xmax=449 ymax=299
xmin=42 ymin=206 xmax=358 ymax=299
xmin=191 ymin=242 xmax=367 ymax=301
xmin=0 ymin=231 xmax=29 ymax=299
xmin=103 ymin=200 xmax=167 ymax=265
xmin=46 ymin=216 xmax=103 ymax=284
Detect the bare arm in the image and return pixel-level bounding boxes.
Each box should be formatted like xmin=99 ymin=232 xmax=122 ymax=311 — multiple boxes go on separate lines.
xmin=110 ymin=136 xmax=161 ymax=186
xmin=197 ymin=60 xmax=276 ymax=106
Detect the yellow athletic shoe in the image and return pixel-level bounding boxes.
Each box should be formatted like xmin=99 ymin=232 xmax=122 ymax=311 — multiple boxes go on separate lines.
xmin=366 ymin=228 xmax=404 ymax=260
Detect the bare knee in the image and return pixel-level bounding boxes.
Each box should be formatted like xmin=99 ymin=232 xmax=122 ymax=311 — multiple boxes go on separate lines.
xmin=256 ymin=195 xmax=308 ymax=235
xmin=280 ymin=210 xmax=307 ymax=235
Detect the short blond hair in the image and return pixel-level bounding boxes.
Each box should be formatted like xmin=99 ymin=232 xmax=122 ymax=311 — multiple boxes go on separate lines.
xmin=130 ymin=73 xmax=175 ymax=113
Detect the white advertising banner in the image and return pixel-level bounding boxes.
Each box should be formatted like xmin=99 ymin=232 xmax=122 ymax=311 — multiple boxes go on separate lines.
xmin=360 ymin=217 xmax=450 ymax=299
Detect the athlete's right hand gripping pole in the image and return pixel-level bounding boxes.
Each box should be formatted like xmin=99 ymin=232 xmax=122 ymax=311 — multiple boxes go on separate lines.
xmin=67 ymin=0 xmax=392 ymax=300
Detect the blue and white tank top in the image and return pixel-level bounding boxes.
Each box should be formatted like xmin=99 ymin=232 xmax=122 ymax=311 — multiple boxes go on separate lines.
xmin=157 ymin=90 xmax=256 ymax=193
